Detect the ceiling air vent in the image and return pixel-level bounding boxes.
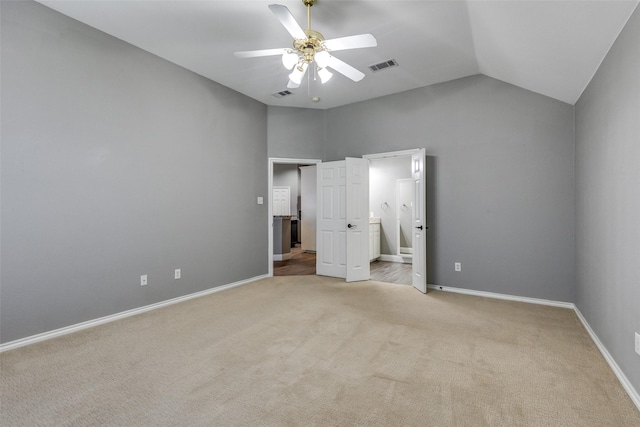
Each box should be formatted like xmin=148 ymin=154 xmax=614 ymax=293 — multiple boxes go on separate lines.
xmin=368 ymin=59 xmax=399 ymax=73
xmin=272 ymin=90 xmax=294 ymax=98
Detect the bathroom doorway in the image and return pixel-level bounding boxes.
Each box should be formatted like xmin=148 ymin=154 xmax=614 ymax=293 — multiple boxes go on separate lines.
xmin=365 ymin=149 xmax=427 ymax=291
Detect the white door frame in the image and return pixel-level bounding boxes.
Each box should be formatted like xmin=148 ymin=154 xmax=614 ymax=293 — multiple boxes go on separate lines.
xmin=363 ymin=149 xmax=428 ymax=291
xmin=268 ymin=157 xmax=321 ymax=277
xmin=363 ymin=149 xmax=422 ymax=161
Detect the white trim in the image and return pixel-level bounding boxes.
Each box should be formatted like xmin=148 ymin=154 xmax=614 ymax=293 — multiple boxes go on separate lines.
xmin=427 ymin=284 xmax=574 ymax=309
xmin=268 ymin=157 xmax=321 ymax=278
xmin=273 ymin=253 xmax=292 ymax=261
xmin=379 ymin=254 xmax=405 ymax=263
xmin=2 ymin=275 xmax=638 ymax=410
xmin=574 ymin=307 xmax=640 ymax=412
xmin=0 ymin=274 xmax=269 ymax=353
xmin=363 ymin=149 xmax=421 ymax=160
xmin=427 ymin=283 xmax=640 ymax=412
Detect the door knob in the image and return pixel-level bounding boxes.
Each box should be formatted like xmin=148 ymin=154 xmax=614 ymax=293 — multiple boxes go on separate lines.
xmin=415 ymin=225 xmax=423 ymax=230
xmin=347 ymin=224 xmax=357 ymax=229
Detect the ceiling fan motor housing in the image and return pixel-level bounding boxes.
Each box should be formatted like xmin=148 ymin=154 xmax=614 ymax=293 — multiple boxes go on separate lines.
xmin=294 ymin=29 xmax=325 ymax=65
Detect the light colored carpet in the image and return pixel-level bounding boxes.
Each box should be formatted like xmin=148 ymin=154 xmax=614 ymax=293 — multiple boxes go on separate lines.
xmin=1 ymin=276 xmax=639 ymax=426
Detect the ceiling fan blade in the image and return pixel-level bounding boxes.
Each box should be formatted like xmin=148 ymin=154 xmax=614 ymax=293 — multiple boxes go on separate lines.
xmin=234 ymin=48 xmax=287 ymax=59
xmin=323 ymin=34 xmax=378 ymax=51
xmin=326 ymin=56 xmax=365 ymax=82
xmin=268 ymin=4 xmax=307 ymax=40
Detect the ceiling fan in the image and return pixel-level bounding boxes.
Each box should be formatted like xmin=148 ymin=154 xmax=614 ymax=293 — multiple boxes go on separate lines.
xmin=234 ymin=0 xmax=377 ymax=89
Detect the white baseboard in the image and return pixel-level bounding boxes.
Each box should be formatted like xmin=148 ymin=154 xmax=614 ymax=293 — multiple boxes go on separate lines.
xmin=428 ymin=284 xmax=639 ymax=411
xmin=0 ymin=274 xmax=269 ymax=353
xmin=3 ymin=276 xmax=638 ymax=412
xmin=379 ymin=254 xmax=405 ymax=263
xmin=427 ymin=284 xmax=574 ymax=309
xmin=573 ymin=307 xmax=640 ymax=412
xmin=273 ymin=253 xmax=292 ymax=261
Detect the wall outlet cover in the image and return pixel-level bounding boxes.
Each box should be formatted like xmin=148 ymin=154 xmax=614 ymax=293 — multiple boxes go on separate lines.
xmin=455 ymin=262 xmax=461 ymax=272
xmin=174 ymin=269 xmax=181 ymax=280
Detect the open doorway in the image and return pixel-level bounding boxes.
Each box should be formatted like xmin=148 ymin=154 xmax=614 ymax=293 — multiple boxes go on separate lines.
xmin=268 ymin=158 xmax=321 ymax=277
xmin=365 ymin=149 xmax=426 ymax=290
xmin=269 ymin=151 xmax=426 ymax=292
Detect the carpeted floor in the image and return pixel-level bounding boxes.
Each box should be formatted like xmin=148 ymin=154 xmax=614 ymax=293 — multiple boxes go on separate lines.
xmin=1 ymin=276 xmax=639 ymax=426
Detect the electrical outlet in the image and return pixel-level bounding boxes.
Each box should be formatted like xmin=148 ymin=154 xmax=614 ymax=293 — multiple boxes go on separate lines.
xmin=140 ymin=275 xmax=148 ymax=286
xmin=257 ymin=196 xmax=264 ymax=205
xmin=454 ymin=262 xmax=461 ymax=272
xmin=174 ymin=269 xmax=181 ymax=280
xmin=635 ymin=332 xmax=640 ymax=356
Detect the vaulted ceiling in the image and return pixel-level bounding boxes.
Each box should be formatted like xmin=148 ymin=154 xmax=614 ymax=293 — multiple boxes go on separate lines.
xmin=37 ymin=0 xmax=638 ymax=110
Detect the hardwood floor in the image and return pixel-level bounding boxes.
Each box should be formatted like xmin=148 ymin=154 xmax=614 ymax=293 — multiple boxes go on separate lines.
xmin=370 ymin=260 xmax=412 ymax=285
xmin=274 ymin=246 xmax=412 ymax=286
xmin=273 ymin=245 xmax=316 ymax=276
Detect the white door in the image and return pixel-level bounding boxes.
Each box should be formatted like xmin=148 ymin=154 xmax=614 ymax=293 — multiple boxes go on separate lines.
xmin=316 ymin=161 xmax=347 ymax=278
xmin=412 ymin=150 xmax=427 ymax=293
xmin=272 ymin=187 xmax=291 ymax=216
xmin=316 ymin=159 xmax=370 ymax=281
xmin=346 ymin=157 xmax=370 ymax=282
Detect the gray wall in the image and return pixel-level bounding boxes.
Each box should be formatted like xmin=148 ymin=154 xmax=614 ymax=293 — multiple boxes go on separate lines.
xmin=267 ymin=106 xmax=324 ymax=160
xmin=324 ymin=75 xmax=576 ymax=302
xmin=1 ymin=1 xmax=268 ymax=343
xmin=575 ymin=5 xmax=640 ymax=394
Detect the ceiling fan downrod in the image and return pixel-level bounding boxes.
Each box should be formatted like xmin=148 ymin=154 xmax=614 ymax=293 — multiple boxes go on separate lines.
xmin=303 ymin=0 xmax=316 ymax=30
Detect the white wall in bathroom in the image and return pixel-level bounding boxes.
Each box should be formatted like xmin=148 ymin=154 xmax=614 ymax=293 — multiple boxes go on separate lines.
xmin=369 ymin=156 xmax=412 ymax=256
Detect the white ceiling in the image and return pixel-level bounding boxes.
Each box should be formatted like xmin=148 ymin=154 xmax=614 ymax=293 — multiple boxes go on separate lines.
xmin=37 ymin=0 xmax=638 ymax=110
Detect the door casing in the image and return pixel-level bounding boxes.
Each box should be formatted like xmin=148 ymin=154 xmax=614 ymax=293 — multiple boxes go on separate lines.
xmin=363 ymin=149 xmax=428 ymax=292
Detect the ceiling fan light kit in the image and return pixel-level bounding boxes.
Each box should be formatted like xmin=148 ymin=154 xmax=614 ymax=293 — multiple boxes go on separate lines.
xmin=288 ymin=63 xmax=308 ymax=86
xmin=234 ymin=0 xmax=377 ymax=97
xmin=282 ymin=52 xmax=299 ymax=70
xmin=318 ymin=67 xmax=333 ymax=84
